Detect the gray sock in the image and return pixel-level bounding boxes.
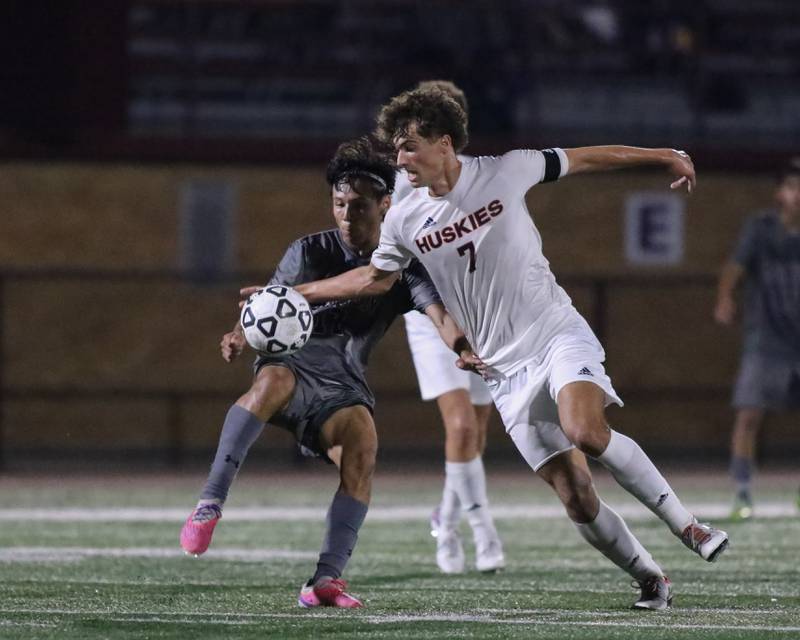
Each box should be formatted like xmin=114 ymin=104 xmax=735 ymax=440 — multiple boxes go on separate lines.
xmin=200 ymin=405 xmax=265 ymax=503
xmin=312 ymin=492 xmax=368 ymax=583
xmin=730 ymin=455 xmax=753 ymax=499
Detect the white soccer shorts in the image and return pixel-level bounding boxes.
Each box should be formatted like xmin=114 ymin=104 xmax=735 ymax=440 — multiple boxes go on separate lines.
xmin=488 ymin=317 xmax=623 ymax=471
xmin=404 ymin=310 xmax=493 ymax=405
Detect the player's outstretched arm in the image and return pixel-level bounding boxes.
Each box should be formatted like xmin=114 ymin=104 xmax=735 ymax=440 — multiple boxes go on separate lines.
xmin=295 ymin=264 xmax=400 ymax=304
xmin=564 ymin=146 xmax=696 ymax=192
xmin=713 ymin=261 xmax=745 ymax=326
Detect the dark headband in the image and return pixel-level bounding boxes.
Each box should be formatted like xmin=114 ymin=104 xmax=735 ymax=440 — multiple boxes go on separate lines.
xmin=335 ymin=170 xmax=389 ymax=193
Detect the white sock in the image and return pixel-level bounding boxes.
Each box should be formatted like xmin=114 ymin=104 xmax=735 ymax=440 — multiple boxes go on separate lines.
xmin=445 ymin=456 xmax=499 ymax=543
xmin=598 ymin=430 xmax=694 ymax=536
xmin=575 ymin=500 xmax=663 ymax=581
xmin=440 ymin=474 xmax=462 ymax=532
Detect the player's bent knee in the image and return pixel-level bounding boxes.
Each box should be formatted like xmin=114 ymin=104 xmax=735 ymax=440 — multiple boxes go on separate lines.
xmin=339 ymin=418 xmax=378 ymax=471
xmin=239 ymin=366 xmax=296 ymax=416
xmin=446 ymin=415 xmax=477 ymax=445
xmin=564 ymin=420 xmax=609 ymax=458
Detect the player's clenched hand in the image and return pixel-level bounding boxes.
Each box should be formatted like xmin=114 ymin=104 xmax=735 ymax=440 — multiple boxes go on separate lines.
xmin=238 ymin=285 xmax=262 ymax=308
xmin=456 ymin=350 xmax=489 ymax=376
xmin=668 ymin=149 xmax=696 ymax=193
xmin=220 ymin=330 xmax=246 ymax=362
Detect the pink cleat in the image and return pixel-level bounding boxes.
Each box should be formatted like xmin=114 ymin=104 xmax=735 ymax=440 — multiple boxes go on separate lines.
xmin=298 ymin=577 xmax=363 ymax=609
xmin=180 ymin=503 xmax=222 ymax=556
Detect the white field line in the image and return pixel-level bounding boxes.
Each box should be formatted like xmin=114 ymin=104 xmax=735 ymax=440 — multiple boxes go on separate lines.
xmin=0 ymin=608 xmax=798 ymax=633
xmin=0 ymin=547 xmax=317 ymax=563
xmin=482 ymin=607 xmax=792 ymax=616
xmin=0 ymin=501 xmax=795 ymax=522
xmin=0 ymin=619 xmax=57 ymax=628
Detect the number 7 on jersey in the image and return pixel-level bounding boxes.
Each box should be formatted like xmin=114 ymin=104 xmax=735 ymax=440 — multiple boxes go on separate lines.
xmin=457 ymin=241 xmax=477 ymax=273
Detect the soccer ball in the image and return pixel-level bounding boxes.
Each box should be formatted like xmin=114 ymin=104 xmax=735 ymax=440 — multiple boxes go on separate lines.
xmin=239 ymin=285 xmax=313 ymax=356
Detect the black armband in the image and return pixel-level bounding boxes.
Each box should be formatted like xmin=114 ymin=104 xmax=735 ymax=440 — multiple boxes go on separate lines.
xmin=541 ymin=149 xmax=562 ymax=183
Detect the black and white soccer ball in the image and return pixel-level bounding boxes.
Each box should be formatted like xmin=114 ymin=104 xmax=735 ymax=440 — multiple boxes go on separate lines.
xmin=239 ymin=285 xmax=313 ymax=356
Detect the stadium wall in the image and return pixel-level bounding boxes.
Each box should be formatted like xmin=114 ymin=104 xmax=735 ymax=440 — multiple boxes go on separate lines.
xmin=1 ymin=163 xmax=796 ymax=469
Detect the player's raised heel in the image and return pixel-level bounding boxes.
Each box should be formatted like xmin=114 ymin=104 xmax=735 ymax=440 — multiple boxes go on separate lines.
xmin=180 ymin=502 xmax=222 ymax=556
xmin=298 ymin=577 xmax=363 ymax=608
xmin=681 ymin=519 xmax=729 ymax=562
xmin=632 ymin=575 xmax=673 ymax=610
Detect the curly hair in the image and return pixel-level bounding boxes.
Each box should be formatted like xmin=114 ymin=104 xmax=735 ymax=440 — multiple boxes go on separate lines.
xmin=375 ymin=87 xmax=469 ymax=152
xmin=415 ymin=80 xmax=469 ymax=115
xmin=325 ymin=136 xmax=396 ymax=198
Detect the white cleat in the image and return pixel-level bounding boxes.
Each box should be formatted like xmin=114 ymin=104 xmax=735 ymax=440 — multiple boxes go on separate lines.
xmin=475 ymin=537 xmax=505 ymax=573
xmin=632 ymin=575 xmax=673 ymax=610
xmin=436 ymin=530 xmax=465 ymax=574
xmin=681 ymin=519 xmax=729 ymax=562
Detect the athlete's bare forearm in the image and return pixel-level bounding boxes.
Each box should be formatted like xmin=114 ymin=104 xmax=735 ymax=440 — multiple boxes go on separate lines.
xmin=424 ymin=304 xmax=486 ymax=375
xmin=565 ymin=146 xmax=670 ymax=172
xmin=424 ymin=303 xmax=466 ymax=353
xmin=564 ymin=146 xmax=695 ymax=191
xmin=294 ymin=265 xmax=399 ymax=304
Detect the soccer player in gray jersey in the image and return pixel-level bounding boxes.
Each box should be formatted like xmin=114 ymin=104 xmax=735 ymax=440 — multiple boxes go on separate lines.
xmin=714 ymin=159 xmax=800 ymax=519
xmin=180 ymin=137 xmax=463 ymax=608
xmin=295 ymin=86 xmax=729 ymax=610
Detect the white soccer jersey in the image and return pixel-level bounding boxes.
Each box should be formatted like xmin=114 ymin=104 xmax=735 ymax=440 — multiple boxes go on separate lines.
xmin=373 ymin=148 xmax=581 ymax=378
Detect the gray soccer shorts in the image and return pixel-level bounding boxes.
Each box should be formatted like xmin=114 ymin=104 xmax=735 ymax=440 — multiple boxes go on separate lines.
xmin=732 ymin=352 xmax=800 ymax=410
xmin=254 ymin=355 xmax=373 ymax=461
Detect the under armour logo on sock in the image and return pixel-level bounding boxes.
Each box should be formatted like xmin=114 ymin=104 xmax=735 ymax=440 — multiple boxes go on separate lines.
xmin=467 ymin=503 xmax=482 ymax=512
xmin=578 ymin=367 xmax=593 ymax=376
xmin=224 ymin=454 xmax=240 ymax=468
xmin=628 ymin=554 xmax=640 ymax=568
xmin=656 ymin=493 xmax=669 ymax=507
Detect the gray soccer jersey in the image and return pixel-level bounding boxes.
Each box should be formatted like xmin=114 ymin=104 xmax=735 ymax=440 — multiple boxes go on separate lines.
xmin=733 ymin=210 xmax=800 ymax=359
xmin=256 ymin=229 xmax=441 ymax=452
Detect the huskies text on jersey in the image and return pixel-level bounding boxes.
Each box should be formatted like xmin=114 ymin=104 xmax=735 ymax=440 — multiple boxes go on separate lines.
xmin=415 ymin=199 xmax=504 ymax=254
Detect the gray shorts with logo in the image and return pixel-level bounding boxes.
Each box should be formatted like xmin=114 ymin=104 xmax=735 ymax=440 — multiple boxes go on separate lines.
xmin=732 ymin=352 xmax=800 ymax=410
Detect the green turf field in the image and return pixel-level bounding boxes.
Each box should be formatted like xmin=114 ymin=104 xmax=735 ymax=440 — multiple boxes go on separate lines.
xmin=1 ymin=469 xmax=798 ymax=639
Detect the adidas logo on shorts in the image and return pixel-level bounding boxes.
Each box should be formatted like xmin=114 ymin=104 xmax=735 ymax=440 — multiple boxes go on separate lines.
xmin=578 ymin=367 xmax=593 ymax=376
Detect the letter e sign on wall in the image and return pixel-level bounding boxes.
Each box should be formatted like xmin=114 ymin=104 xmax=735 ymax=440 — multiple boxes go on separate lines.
xmin=624 ymin=192 xmax=684 ymax=266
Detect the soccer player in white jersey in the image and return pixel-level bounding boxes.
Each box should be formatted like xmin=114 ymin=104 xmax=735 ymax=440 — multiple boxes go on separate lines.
xmin=295 ymin=86 xmax=729 ymax=610
xmin=396 ymin=80 xmax=504 ymax=575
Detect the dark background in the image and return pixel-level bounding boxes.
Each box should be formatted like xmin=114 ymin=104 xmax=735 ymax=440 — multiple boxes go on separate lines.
xmin=0 ymin=0 xmax=798 ymax=471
